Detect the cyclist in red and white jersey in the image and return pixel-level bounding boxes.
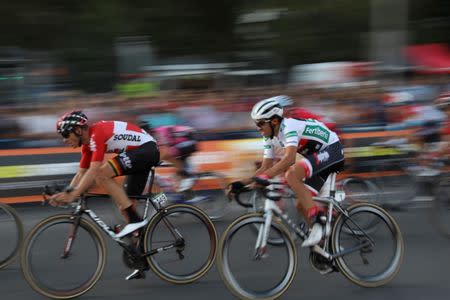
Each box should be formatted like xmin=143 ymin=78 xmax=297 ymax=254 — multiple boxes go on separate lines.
xmin=230 ymin=96 xmax=345 ymax=247
xmin=48 ymin=111 xmax=160 ymax=279
xmin=49 ymin=110 xmax=159 ymax=217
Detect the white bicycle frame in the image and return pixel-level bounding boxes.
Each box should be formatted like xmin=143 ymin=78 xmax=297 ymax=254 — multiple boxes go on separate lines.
xmin=254 ymin=173 xmax=348 ymax=259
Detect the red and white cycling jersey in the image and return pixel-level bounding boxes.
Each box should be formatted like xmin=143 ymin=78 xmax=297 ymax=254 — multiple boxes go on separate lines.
xmin=80 ymin=121 xmax=155 ymax=168
xmin=263 ymin=118 xmax=339 ymax=159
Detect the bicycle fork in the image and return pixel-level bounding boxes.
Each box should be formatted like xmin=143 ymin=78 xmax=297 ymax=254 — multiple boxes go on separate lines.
xmin=61 ymin=215 xmax=81 ymax=259
xmin=254 ymin=201 xmax=276 ymax=260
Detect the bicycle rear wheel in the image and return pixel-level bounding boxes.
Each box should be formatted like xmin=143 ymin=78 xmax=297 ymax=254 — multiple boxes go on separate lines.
xmin=0 ymin=203 xmax=24 ymax=269
xmin=341 ymin=177 xmax=380 ymax=206
xmin=373 ymin=164 xmax=417 ymax=208
xmin=142 ymin=204 xmax=217 ymax=284
xmin=21 ymin=214 xmax=107 ymax=299
xmin=431 ymin=180 xmax=450 ymax=239
xmin=331 ymin=203 xmax=404 ymax=287
xmin=217 ymin=213 xmax=297 ymax=300
xmin=181 ymin=172 xmax=231 ymax=220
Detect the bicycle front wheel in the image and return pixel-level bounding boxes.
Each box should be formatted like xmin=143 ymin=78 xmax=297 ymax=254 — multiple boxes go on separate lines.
xmin=142 ymin=204 xmax=217 ymax=284
xmin=331 ymin=203 xmax=404 ymax=287
xmin=217 ymin=213 xmax=297 ymax=300
xmin=21 ymin=214 xmax=107 ymax=299
xmin=0 ymin=203 xmax=24 ymax=269
xmin=183 ymin=172 xmax=231 ymax=220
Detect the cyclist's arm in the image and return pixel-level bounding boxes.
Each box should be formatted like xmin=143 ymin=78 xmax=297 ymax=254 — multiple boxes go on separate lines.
xmin=241 ymin=158 xmax=274 ymax=185
xmin=69 ymin=168 xmax=88 ymax=188
xmin=262 ymin=146 xmax=297 ymax=178
xmin=70 ymin=162 xmax=102 ymax=196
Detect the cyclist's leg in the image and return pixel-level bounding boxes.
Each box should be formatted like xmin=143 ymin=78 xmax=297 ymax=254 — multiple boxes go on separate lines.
xmin=104 ymin=141 xmax=160 ymax=224
xmin=285 ymin=161 xmax=315 ymax=222
xmin=170 ymin=141 xmax=197 ymax=191
xmin=286 ymin=142 xmax=345 ymax=246
xmin=97 ymin=162 xmax=138 ymax=222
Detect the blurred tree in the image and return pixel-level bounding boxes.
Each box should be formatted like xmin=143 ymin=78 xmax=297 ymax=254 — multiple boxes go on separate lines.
xmin=0 ymin=0 xmax=448 ymax=92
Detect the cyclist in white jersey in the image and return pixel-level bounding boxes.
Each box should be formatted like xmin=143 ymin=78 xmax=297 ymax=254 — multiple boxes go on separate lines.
xmin=230 ymin=96 xmax=345 ymax=247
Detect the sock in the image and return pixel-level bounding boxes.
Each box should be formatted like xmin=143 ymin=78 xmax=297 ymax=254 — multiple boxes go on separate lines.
xmin=125 ymin=206 xmax=142 ymax=224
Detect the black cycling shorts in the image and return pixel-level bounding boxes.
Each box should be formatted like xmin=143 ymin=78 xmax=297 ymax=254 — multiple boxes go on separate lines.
xmin=301 ymin=142 xmax=345 ymax=195
xmin=175 ymin=140 xmax=198 ymax=161
xmin=108 ymin=141 xmax=160 ymax=195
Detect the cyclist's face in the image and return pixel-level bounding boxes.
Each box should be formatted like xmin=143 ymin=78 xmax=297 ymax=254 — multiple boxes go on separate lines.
xmin=255 ymin=120 xmax=272 ymax=137
xmin=62 ymin=131 xmax=80 ymax=148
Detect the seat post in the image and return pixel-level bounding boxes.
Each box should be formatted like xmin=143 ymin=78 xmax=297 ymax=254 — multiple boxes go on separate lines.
xmin=329 ymin=173 xmax=337 ymax=198
xmin=143 ymin=167 xmax=156 ymax=195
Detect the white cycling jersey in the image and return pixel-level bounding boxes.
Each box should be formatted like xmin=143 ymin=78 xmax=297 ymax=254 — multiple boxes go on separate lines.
xmin=263 ymin=118 xmax=339 ymax=159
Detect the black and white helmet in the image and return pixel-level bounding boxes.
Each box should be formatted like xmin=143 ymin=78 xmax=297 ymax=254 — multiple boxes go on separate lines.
xmin=56 ymin=110 xmax=88 ymax=135
xmin=251 ymin=96 xmax=285 ymax=120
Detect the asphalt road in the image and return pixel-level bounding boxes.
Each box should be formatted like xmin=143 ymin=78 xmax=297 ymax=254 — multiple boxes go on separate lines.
xmin=1 ymin=201 xmax=449 ymax=300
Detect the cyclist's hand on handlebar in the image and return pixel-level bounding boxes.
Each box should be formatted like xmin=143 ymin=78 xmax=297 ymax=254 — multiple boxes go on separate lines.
xmin=252 ymin=174 xmax=271 ymax=187
xmin=227 ymin=181 xmax=246 ymax=197
xmin=229 ymin=181 xmax=246 ymax=191
xmin=47 ymin=192 xmax=76 ymax=207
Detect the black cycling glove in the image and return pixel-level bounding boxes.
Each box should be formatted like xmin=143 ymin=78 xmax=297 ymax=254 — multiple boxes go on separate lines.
xmin=229 ymin=181 xmax=246 ymax=191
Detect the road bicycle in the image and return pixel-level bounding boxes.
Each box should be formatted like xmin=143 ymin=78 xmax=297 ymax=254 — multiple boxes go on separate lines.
xmin=0 ymin=203 xmax=24 ymax=269
xmin=112 ymin=163 xmax=230 ymax=222
xmin=218 ymin=173 xmax=404 ymax=300
xmin=20 ymin=166 xmax=218 ymax=299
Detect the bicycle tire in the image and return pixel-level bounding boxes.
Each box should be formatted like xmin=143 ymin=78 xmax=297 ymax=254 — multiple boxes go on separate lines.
xmin=142 ymin=204 xmax=217 ymax=284
xmin=184 ymin=171 xmax=231 ymax=220
xmin=217 ymin=213 xmax=297 ymax=300
xmin=0 ymin=203 xmax=24 ymax=269
xmin=340 ymin=177 xmax=380 ymax=206
xmin=21 ymin=214 xmax=107 ymax=299
xmin=431 ymin=179 xmax=450 ymax=239
xmin=331 ymin=203 xmax=404 ymax=287
xmin=372 ymin=164 xmax=417 ymax=208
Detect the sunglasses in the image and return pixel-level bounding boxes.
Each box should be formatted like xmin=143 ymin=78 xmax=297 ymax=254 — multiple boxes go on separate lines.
xmin=255 ymin=120 xmax=270 ymax=128
xmin=61 ymin=131 xmax=71 ymax=139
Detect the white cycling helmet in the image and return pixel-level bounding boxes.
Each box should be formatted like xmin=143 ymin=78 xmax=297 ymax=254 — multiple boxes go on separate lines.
xmin=273 ymin=95 xmax=293 ymax=107
xmin=251 ymin=97 xmax=284 ymax=120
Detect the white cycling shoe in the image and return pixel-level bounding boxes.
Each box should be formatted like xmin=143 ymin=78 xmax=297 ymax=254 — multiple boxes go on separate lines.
xmin=302 ymin=223 xmax=324 ymax=247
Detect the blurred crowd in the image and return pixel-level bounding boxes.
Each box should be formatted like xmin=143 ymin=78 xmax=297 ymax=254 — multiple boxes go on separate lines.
xmin=0 ymin=73 xmax=449 ymax=145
